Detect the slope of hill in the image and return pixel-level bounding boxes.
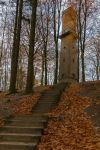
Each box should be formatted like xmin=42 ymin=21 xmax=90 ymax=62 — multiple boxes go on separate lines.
xmin=38 ymin=81 xmax=100 ymax=150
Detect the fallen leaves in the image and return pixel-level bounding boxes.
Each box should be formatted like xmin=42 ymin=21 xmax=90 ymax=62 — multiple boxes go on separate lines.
xmin=0 ymin=92 xmax=40 ymax=127
xmin=12 ymin=94 xmax=40 ymax=116
xmin=38 ymin=83 xmax=100 ymax=150
xmin=0 ymin=85 xmax=52 ymax=127
xmin=0 ymin=116 xmax=5 ymax=127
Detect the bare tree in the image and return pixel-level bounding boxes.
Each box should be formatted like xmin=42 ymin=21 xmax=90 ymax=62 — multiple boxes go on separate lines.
xmin=25 ymin=0 xmax=37 ymax=93
xmin=9 ymin=0 xmax=23 ymax=93
xmin=52 ymin=0 xmax=62 ymax=84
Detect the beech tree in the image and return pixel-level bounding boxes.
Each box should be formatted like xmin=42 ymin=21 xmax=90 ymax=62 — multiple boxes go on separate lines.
xmin=9 ymin=0 xmax=23 ymax=93
xmin=86 ymin=37 xmax=100 ymax=80
xmin=38 ymin=1 xmax=50 ymax=85
xmin=25 ymin=0 xmax=37 ymax=93
xmin=52 ymin=0 xmax=62 ymax=84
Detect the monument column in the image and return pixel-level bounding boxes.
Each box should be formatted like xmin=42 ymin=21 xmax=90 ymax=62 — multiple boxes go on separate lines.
xmin=59 ymin=6 xmax=78 ymax=82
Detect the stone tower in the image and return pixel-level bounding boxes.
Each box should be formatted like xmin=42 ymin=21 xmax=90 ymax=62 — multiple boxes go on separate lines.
xmin=59 ymin=6 xmax=78 ymax=82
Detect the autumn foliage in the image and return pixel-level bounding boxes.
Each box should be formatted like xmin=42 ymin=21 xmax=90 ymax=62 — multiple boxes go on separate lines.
xmin=38 ymin=83 xmax=100 ymax=150
xmin=12 ymin=94 xmax=40 ymax=116
xmin=0 ymin=93 xmax=40 ymax=126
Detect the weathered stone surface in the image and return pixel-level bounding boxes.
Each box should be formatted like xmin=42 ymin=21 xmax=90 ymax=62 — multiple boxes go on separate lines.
xmin=59 ymin=6 xmax=78 ymax=82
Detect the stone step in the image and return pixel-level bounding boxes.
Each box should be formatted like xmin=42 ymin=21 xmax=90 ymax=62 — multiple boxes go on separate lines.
xmin=0 ymin=126 xmax=43 ymax=134
xmin=0 ymin=141 xmax=36 ymax=150
xmin=41 ymin=95 xmax=58 ymax=98
xmin=39 ymin=99 xmax=55 ymax=102
xmin=41 ymin=95 xmax=59 ymax=99
xmin=11 ymin=115 xmax=48 ymax=120
xmin=33 ymin=110 xmax=51 ymax=113
xmin=0 ymin=133 xmax=40 ymax=143
xmin=10 ymin=117 xmax=48 ymax=122
xmin=33 ymin=107 xmax=51 ymax=111
xmin=42 ymin=91 xmax=59 ymax=95
xmin=37 ymin=101 xmax=57 ymax=104
xmin=41 ymin=96 xmax=59 ymax=99
xmin=34 ymin=104 xmax=53 ymax=109
xmin=3 ymin=125 xmax=43 ymax=129
xmin=37 ymin=99 xmax=57 ymax=102
xmin=34 ymin=103 xmax=53 ymax=106
xmin=0 ymin=133 xmax=41 ymax=136
xmin=6 ymin=120 xmax=45 ymax=127
xmin=40 ymin=93 xmax=59 ymax=96
xmin=36 ymin=103 xmax=57 ymax=106
xmin=34 ymin=103 xmax=55 ymax=106
xmin=34 ymin=103 xmax=57 ymax=107
xmin=0 ymin=83 xmax=67 ymax=150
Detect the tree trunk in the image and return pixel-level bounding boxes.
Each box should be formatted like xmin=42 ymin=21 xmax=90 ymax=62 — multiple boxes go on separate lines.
xmin=0 ymin=11 xmax=7 ymax=90
xmin=44 ymin=46 xmax=47 ymax=85
xmin=78 ymin=0 xmax=87 ymax=82
xmin=54 ymin=43 xmax=58 ymax=84
xmin=53 ymin=0 xmax=61 ymax=84
xmin=9 ymin=0 xmax=23 ymax=93
xmin=25 ymin=0 xmax=37 ymax=93
xmin=41 ymin=54 xmax=44 ymax=85
xmin=81 ymin=51 xmax=85 ymax=82
xmin=96 ymin=54 xmax=99 ymax=80
xmin=77 ymin=39 xmax=80 ymax=82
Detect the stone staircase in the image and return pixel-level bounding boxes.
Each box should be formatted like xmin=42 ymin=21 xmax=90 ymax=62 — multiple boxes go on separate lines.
xmin=0 ymin=83 xmax=67 ymax=150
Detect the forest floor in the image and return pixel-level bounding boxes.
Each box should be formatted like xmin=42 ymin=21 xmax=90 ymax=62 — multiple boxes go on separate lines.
xmin=0 ymin=85 xmax=50 ymax=127
xmin=38 ymin=81 xmax=100 ymax=150
xmin=0 ymin=81 xmax=100 ymax=150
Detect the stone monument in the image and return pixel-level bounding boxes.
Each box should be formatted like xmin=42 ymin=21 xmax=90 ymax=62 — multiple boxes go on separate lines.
xmin=59 ymin=6 xmax=78 ymax=82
